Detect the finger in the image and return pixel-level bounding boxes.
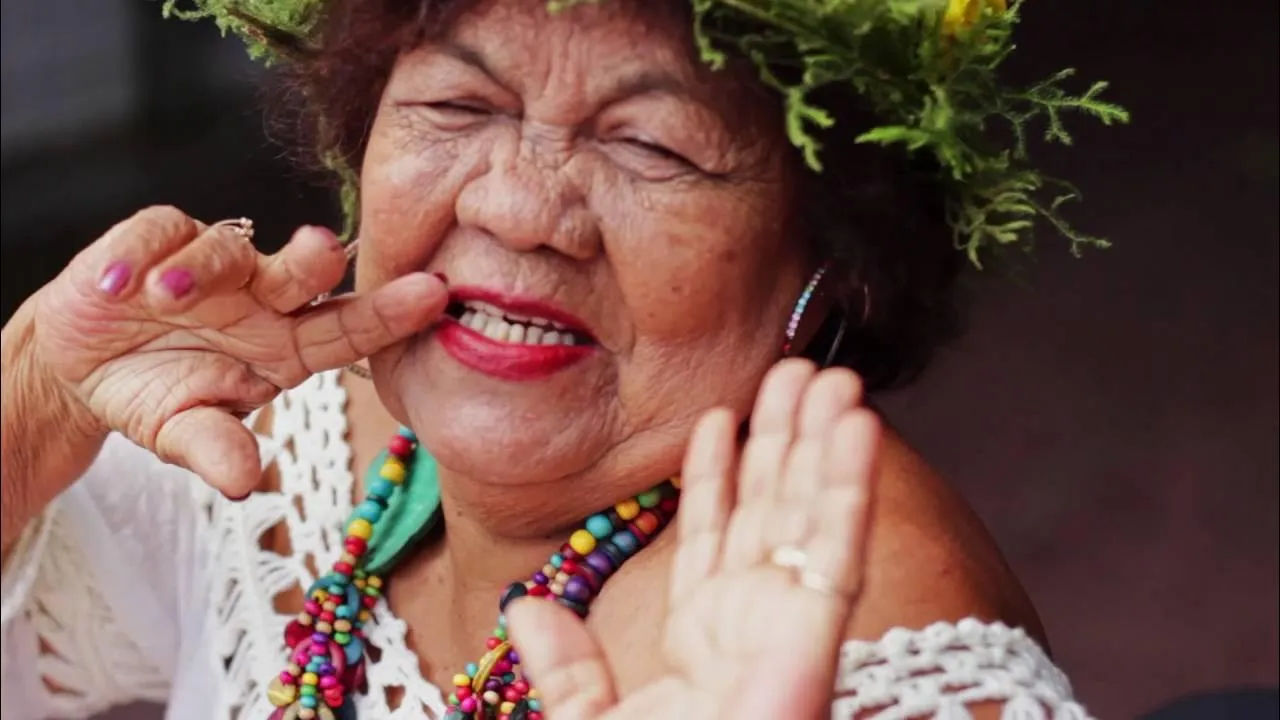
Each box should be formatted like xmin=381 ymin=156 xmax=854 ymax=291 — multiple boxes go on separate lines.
xmin=154 ymin=406 xmax=264 ymax=497
xmin=291 ymin=272 xmax=448 ymax=373
xmin=737 ymin=358 xmax=815 ymax=502
xmin=782 ymin=367 xmax=863 ymax=502
xmin=669 ymin=407 xmax=737 ymax=607
xmin=250 ymin=226 xmax=350 ymax=313
xmin=506 ymin=598 xmax=618 ymax=720
xmin=72 ymin=205 xmax=202 ymax=302
xmin=804 ymin=409 xmax=881 ymax=597
xmin=142 ymin=220 xmax=259 ymax=314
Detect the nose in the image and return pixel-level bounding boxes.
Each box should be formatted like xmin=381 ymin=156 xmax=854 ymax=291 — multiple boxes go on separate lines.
xmin=455 ymin=135 xmax=601 ymax=260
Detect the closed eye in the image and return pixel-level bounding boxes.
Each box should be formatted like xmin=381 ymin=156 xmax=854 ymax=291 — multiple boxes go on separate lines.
xmin=623 ymin=138 xmax=695 ymax=168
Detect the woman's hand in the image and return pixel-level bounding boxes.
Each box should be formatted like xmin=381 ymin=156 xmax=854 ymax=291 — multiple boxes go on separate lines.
xmin=23 ymin=206 xmax=447 ymax=497
xmin=508 ymin=359 xmax=880 ymax=720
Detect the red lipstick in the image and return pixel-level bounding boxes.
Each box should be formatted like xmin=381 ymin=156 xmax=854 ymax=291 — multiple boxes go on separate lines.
xmin=435 ymin=286 xmax=596 ymax=381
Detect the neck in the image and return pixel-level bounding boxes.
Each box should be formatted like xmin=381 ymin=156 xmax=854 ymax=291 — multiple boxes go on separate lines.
xmin=425 ymin=463 xmax=676 ymax=618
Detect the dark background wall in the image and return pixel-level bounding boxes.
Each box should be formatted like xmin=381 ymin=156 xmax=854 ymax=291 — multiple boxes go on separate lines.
xmin=2 ymin=1 xmax=1276 ymax=718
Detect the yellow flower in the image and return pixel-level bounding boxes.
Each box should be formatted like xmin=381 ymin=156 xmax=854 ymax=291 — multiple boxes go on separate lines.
xmin=942 ymin=0 xmax=1007 ymax=37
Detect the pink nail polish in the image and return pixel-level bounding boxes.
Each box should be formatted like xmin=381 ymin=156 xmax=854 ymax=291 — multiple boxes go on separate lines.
xmin=97 ymin=261 xmax=131 ymax=296
xmin=159 ymin=268 xmax=195 ymax=299
xmin=224 ymin=490 xmax=252 ymax=503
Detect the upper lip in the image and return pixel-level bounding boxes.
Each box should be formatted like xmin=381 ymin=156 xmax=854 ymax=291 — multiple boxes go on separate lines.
xmin=448 ymin=286 xmax=596 ymax=340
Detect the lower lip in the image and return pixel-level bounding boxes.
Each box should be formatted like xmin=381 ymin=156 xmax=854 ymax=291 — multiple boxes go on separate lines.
xmin=435 ymin=319 xmax=595 ymax=381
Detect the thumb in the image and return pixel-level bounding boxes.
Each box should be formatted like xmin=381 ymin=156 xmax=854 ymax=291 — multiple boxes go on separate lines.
xmin=155 ymin=406 xmax=262 ymax=497
xmin=506 ymin=598 xmax=619 ymax=720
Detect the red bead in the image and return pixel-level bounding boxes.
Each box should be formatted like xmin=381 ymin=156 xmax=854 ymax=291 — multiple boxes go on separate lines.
xmin=634 ymin=510 xmax=660 ymax=534
xmin=323 ymin=689 xmax=345 ymax=708
xmin=362 ymin=595 xmax=378 ymax=608
xmin=503 ymin=687 xmax=523 ymax=702
xmin=528 ymin=584 xmax=550 ymax=597
xmin=558 ymin=544 xmax=580 ymax=561
xmin=512 ymin=679 xmax=529 ymax=694
xmin=345 ymin=537 xmax=367 ymax=555
xmin=284 ymin=620 xmax=310 ymax=647
xmin=388 ymin=434 xmax=414 ymax=458
xmin=335 ymin=562 xmax=354 ymax=576
xmin=486 ymin=637 xmax=502 ymax=649
xmin=660 ymin=497 xmax=679 ymax=514
xmin=560 ymin=559 xmax=580 ymax=574
xmin=319 ymin=611 xmax=336 ymax=623
xmin=529 ymin=712 xmax=543 ymax=720
xmin=456 ymin=687 xmax=473 ymax=700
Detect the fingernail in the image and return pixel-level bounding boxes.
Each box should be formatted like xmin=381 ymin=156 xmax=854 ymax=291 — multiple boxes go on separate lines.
xmin=431 ymin=272 xmax=449 ymax=285
xmin=98 ymin=261 xmax=132 ymax=296
xmin=223 ymin=489 xmax=252 ymax=503
xmin=159 ymin=268 xmax=195 ymax=299
xmin=304 ymin=225 xmax=343 ymax=251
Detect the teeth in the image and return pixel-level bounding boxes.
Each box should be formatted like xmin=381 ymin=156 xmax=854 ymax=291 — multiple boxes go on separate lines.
xmin=457 ymin=307 xmax=579 ymax=346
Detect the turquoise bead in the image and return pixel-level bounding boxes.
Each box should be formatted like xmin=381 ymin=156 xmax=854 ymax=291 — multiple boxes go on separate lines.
xmin=585 ymin=514 xmax=613 ymax=539
xmin=356 ymin=500 xmax=384 ymax=523
xmin=301 ymin=695 xmax=318 ymax=709
xmin=528 ymin=699 xmax=542 ymax=711
xmin=397 ymin=426 xmax=416 ymax=438
xmin=549 ymin=553 xmax=563 ymax=568
xmin=336 ymin=606 xmax=352 ymax=619
xmin=368 ymin=478 xmax=395 ymax=500
xmin=465 ymin=662 xmax=478 ymax=676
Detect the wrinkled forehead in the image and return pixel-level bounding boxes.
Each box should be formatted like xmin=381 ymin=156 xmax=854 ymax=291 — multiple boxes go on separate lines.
xmin=400 ymin=0 xmax=776 ymax=131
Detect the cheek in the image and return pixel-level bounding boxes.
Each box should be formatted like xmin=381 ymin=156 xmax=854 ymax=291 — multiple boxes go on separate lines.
xmin=356 ymin=116 xmax=471 ymax=287
xmin=611 ymin=184 xmax=799 ymax=349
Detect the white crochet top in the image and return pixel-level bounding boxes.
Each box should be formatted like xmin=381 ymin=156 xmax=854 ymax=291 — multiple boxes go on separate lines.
xmin=0 ymin=371 xmax=1092 ymax=720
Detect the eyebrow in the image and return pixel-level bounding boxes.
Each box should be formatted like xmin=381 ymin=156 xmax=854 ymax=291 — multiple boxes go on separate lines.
xmin=439 ymin=40 xmax=701 ymax=107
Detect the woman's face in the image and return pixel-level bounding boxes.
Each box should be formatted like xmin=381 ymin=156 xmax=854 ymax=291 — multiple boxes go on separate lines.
xmin=358 ymin=0 xmax=807 ymax=507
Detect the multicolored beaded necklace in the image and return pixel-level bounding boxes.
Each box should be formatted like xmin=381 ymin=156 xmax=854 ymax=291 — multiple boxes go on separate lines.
xmin=266 ymin=428 xmax=680 ymax=720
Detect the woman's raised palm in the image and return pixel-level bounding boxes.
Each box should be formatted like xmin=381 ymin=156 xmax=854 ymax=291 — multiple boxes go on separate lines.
xmin=509 ymin=360 xmax=880 ymax=720
xmin=30 ymin=206 xmax=445 ymax=495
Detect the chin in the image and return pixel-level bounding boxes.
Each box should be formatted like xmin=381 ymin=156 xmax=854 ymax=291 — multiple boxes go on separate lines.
xmin=389 ymin=333 xmax=614 ymax=487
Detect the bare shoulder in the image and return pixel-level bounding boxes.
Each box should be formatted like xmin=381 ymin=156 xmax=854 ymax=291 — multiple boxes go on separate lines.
xmin=847 ymin=427 xmax=1048 ymax=647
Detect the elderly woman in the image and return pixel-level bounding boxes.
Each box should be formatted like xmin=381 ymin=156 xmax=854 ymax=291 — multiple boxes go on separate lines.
xmin=0 ymin=1 xmax=1125 ymax=719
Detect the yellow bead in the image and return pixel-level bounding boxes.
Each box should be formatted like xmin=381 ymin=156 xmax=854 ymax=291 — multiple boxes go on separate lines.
xmin=569 ymin=529 xmax=597 ymax=555
xmin=500 ymin=702 xmax=516 ymax=714
xmin=614 ymin=499 xmax=640 ymax=521
xmin=301 ymin=672 xmax=318 ymax=685
xmin=670 ymin=475 xmax=682 ymax=489
xmin=380 ymin=458 xmax=407 ymax=484
xmin=367 ymin=576 xmax=383 ymax=589
xmin=267 ymin=677 xmax=297 ymax=706
xmin=348 ymin=518 xmax=373 ymax=540
xmin=529 ymin=688 xmax=540 ymax=700
xmin=453 ymin=673 xmax=471 ymax=687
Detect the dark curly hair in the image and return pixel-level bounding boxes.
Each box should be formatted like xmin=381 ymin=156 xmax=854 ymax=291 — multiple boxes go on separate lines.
xmin=273 ymin=0 xmax=965 ymax=391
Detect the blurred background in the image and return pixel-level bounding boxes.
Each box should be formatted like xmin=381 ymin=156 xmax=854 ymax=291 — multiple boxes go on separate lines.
xmin=1 ymin=0 xmax=1276 ymax=718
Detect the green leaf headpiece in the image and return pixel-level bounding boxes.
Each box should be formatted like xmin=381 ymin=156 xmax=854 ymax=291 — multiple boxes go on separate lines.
xmin=161 ymin=0 xmax=1129 ymax=267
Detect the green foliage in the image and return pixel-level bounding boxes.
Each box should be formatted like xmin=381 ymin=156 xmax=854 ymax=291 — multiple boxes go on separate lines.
xmin=162 ymin=0 xmax=1129 ymax=266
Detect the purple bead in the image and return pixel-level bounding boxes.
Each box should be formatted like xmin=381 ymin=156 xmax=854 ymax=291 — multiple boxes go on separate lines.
xmin=312 ymin=632 xmax=329 ymax=645
xmin=508 ymin=650 xmax=520 ymax=664
xmin=563 ymin=576 xmax=591 ymax=602
xmin=532 ymin=571 xmax=549 ymax=584
xmin=319 ymin=663 xmax=335 ymax=674
xmin=585 ymin=551 xmax=614 ymax=575
xmin=485 ymin=678 xmax=501 ymax=691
